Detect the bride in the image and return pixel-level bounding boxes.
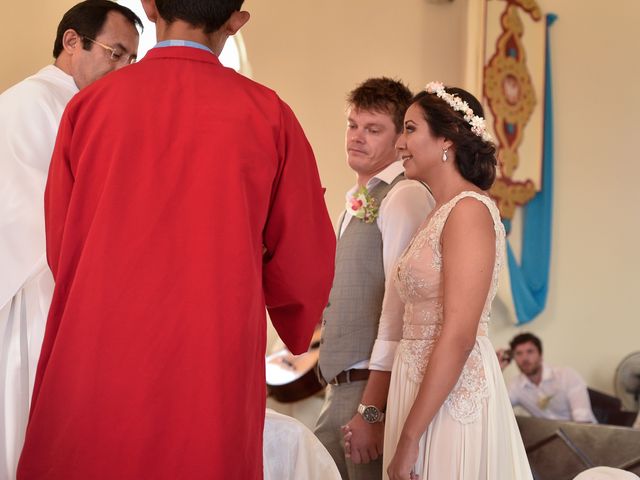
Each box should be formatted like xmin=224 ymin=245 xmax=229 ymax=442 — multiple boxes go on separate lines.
xmin=382 ymin=82 xmax=533 ymax=480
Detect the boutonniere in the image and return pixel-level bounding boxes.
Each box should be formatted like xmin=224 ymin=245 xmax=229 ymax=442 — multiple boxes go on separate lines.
xmin=537 ymin=393 xmax=554 ymax=410
xmin=346 ymin=186 xmax=379 ymax=224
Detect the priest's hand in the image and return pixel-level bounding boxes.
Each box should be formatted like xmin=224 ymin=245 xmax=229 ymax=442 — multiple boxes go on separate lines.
xmin=341 ymin=414 xmax=384 ymax=464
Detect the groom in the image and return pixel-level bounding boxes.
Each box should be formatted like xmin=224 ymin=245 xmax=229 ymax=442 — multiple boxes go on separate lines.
xmin=315 ymin=77 xmax=434 ymax=480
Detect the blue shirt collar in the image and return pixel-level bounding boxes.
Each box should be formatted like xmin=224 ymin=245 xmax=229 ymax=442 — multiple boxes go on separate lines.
xmin=154 ymin=40 xmax=214 ymax=54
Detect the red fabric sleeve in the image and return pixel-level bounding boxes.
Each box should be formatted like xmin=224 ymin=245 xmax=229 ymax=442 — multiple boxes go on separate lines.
xmin=262 ymin=100 xmax=336 ymax=354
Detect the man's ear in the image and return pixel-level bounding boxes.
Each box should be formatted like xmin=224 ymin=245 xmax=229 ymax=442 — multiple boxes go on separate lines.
xmin=225 ymin=10 xmax=250 ymax=35
xmin=141 ymin=0 xmax=159 ymax=24
xmin=62 ymin=29 xmax=82 ymax=54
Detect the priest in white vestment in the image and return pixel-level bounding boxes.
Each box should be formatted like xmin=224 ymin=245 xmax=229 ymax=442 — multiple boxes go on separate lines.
xmin=0 ymin=2 xmax=141 ymax=478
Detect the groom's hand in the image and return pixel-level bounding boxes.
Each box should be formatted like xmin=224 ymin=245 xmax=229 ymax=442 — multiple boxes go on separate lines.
xmin=342 ymin=414 xmax=384 ymax=464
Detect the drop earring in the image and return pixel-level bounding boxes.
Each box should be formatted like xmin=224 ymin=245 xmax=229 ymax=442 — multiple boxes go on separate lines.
xmin=442 ymin=148 xmax=448 ymax=162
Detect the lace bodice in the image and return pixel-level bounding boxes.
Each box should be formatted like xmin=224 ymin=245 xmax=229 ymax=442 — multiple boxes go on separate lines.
xmin=394 ymin=191 xmax=505 ymax=423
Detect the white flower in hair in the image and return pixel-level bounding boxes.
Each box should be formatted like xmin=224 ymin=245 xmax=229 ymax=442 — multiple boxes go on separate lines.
xmin=423 ymin=81 xmax=493 ymax=142
xmin=425 ymin=81 xmax=445 ymax=94
xmin=469 ymin=116 xmax=486 ymax=133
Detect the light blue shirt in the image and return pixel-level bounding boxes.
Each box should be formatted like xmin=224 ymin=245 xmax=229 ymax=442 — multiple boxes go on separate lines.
xmin=154 ymin=40 xmax=213 ymax=54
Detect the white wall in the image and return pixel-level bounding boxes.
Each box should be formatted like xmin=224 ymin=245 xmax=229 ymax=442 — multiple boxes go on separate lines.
xmin=0 ymin=1 xmax=78 ymax=90
xmin=241 ymin=0 xmax=468 ymax=219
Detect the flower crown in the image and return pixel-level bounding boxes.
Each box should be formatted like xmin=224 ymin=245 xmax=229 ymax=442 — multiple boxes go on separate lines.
xmin=424 ymin=81 xmax=493 ymax=142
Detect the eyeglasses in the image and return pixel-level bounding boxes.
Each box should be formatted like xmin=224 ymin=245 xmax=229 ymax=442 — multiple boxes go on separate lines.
xmin=82 ymin=36 xmax=136 ymax=65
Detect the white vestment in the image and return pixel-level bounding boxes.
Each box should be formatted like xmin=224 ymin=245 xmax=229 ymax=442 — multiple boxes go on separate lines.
xmin=263 ymin=409 xmax=341 ymax=480
xmin=0 ymin=65 xmax=78 ymax=480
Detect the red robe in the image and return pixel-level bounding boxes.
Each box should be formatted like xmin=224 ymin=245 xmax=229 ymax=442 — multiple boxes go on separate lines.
xmin=17 ymin=47 xmax=335 ymax=480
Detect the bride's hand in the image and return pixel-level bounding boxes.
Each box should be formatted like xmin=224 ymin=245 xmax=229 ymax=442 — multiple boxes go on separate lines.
xmin=387 ymin=435 xmax=420 ymax=480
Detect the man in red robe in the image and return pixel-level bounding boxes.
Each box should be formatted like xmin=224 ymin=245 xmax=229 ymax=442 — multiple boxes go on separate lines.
xmin=17 ymin=1 xmax=335 ymax=479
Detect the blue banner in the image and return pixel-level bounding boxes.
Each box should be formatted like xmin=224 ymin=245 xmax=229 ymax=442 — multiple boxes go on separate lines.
xmin=506 ymin=14 xmax=557 ymax=324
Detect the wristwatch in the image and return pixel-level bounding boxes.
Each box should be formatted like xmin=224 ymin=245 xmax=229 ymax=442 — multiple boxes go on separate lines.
xmin=357 ymin=403 xmax=385 ymax=423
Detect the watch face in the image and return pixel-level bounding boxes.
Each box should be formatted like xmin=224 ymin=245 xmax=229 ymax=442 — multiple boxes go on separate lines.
xmin=362 ymin=406 xmax=380 ymax=423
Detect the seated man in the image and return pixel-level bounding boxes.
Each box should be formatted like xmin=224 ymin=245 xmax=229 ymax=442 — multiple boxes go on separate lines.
xmin=499 ymin=332 xmax=597 ymax=423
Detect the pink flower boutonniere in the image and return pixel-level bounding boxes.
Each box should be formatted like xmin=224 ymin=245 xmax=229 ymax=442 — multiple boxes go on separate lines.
xmin=346 ymin=186 xmax=379 ymax=224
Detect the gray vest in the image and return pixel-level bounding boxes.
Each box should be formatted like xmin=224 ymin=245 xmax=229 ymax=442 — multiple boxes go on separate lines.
xmin=318 ymin=174 xmax=405 ymax=383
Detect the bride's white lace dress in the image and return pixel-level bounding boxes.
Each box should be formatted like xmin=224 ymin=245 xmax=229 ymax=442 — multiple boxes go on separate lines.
xmin=382 ymin=191 xmax=533 ymax=479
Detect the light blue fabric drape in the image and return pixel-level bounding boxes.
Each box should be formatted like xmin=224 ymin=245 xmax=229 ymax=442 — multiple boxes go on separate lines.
xmin=505 ymin=14 xmax=557 ymax=325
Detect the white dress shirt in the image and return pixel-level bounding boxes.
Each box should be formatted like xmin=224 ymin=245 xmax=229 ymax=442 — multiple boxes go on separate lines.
xmin=341 ymin=160 xmax=435 ymax=371
xmin=508 ymin=364 xmax=597 ymax=423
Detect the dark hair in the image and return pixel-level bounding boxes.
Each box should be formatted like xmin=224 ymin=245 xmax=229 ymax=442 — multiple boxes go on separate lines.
xmin=53 ymin=0 xmax=142 ymax=58
xmin=347 ymin=77 xmax=413 ymax=134
xmin=411 ymin=87 xmax=497 ymax=190
xmin=510 ymin=332 xmax=543 ymax=354
xmin=155 ymin=0 xmax=244 ymax=34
